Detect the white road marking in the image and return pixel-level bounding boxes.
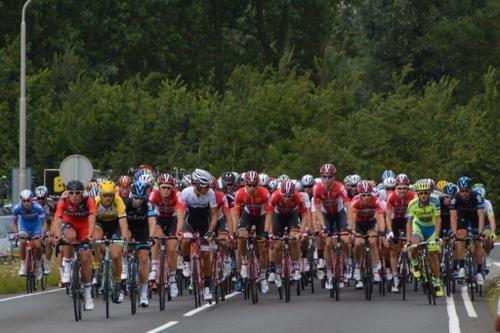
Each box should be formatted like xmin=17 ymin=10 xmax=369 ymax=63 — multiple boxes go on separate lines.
xmin=182 ymin=292 xmax=240 ymax=317
xmin=493 ymin=262 xmax=500 ymax=268
xmin=0 ymin=287 xmax=64 ymax=303
xmin=460 ymin=286 xmax=478 ymax=318
xmin=446 ymin=293 xmax=461 ymax=333
xmin=145 ymin=321 xmax=178 ymax=333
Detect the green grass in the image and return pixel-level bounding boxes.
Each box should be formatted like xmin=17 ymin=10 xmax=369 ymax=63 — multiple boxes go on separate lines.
xmin=486 ymin=275 xmax=500 ymax=316
xmin=0 ymin=256 xmax=60 ymax=294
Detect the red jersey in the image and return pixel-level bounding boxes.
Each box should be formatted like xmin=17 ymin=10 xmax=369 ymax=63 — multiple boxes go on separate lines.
xmin=55 ymin=196 xmax=96 ymax=225
xmin=234 ymin=186 xmax=271 ymax=216
xmin=215 ymin=190 xmax=230 ymax=219
xmin=351 ymin=194 xmax=383 ymax=222
xmin=386 ymin=190 xmax=416 ymax=219
xmin=313 ymin=181 xmax=350 ymax=214
xmin=149 ymin=188 xmax=185 ymax=218
xmin=270 ymin=191 xmax=307 ymax=215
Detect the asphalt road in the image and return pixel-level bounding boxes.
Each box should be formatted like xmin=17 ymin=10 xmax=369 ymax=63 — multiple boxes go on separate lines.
xmin=1 ymin=247 xmax=498 ymax=333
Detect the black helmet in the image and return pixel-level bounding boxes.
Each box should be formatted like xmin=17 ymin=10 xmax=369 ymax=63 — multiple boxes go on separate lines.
xmin=66 ymin=180 xmax=84 ymax=191
xmin=221 ymin=172 xmax=236 ymax=183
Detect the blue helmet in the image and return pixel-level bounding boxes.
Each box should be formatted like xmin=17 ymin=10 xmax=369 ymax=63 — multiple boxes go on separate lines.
xmin=131 ymin=182 xmax=148 ymax=199
xmin=381 ymin=170 xmax=395 ymax=181
xmin=443 ymin=183 xmax=458 ymax=196
xmin=88 ymin=187 xmax=100 ymax=198
xmin=457 ymin=176 xmax=472 ymax=189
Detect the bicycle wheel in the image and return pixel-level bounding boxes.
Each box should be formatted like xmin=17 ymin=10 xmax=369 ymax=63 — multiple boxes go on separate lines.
xmin=25 ymin=251 xmax=33 ymax=293
xmin=401 ymin=254 xmax=407 ymax=300
xmin=421 ymin=256 xmax=434 ymax=305
xmin=71 ymin=260 xmax=82 ymax=321
xmin=443 ymin=250 xmax=451 ymax=297
xmin=158 ymin=257 xmax=166 ymax=311
xmin=103 ymin=260 xmax=111 ymax=319
xmin=284 ymin=257 xmax=291 ymax=303
xmin=466 ymin=256 xmax=475 ymax=302
xmin=192 ymin=256 xmax=200 ymax=308
xmin=249 ymin=251 xmax=258 ymax=304
xmin=308 ymin=247 xmax=315 ymax=294
xmin=129 ymin=260 xmax=137 ymax=315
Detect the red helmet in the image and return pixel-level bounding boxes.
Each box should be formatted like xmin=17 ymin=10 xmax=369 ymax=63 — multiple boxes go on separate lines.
xmin=320 ymin=163 xmax=336 ymax=175
xmin=280 ymin=181 xmax=296 ymax=195
xmin=157 ymin=173 xmax=175 ymax=185
xmin=357 ymin=180 xmax=373 ymax=194
xmin=396 ymin=174 xmax=410 ymax=187
xmin=118 ymin=175 xmax=131 ymax=188
xmin=245 ymin=171 xmax=259 ymax=185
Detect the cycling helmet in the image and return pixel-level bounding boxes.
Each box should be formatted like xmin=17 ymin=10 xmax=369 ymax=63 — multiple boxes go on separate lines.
xmin=343 ymin=176 xmax=352 ymax=186
xmin=268 ymin=180 xmax=278 ymax=193
xmin=99 ymin=180 xmax=116 ymax=195
xmin=350 ymin=174 xmax=361 ymax=185
xmin=414 ymin=179 xmax=431 ymax=192
xmin=376 ymin=183 xmax=385 ymax=191
xmin=294 ymin=180 xmax=303 ymax=192
xmin=457 ymin=176 xmax=472 ymax=189
xmin=280 ymin=181 xmax=296 ymax=195
xmin=88 ymin=187 xmax=100 ymax=198
xmin=245 ymin=171 xmax=259 ymax=185
xmin=396 ymin=174 xmax=410 ymax=187
xmin=66 ymin=180 xmax=84 ymax=191
xmin=210 ymin=176 xmax=217 ymax=190
xmin=118 ymin=175 xmax=131 ymax=188
xmin=221 ymin=172 xmax=236 ymax=183
xmin=191 ymin=169 xmax=212 ymax=186
xmin=277 ymin=174 xmax=291 ymax=183
xmin=357 ymin=180 xmax=373 ymax=194
xmin=383 ymin=177 xmax=396 ymax=188
xmin=94 ymin=177 xmax=105 ymax=186
xmin=20 ymin=189 xmax=34 ymax=200
xmin=131 ymin=182 xmax=148 ymax=199
xmin=182 ymin=174 xmax=192 ymax=187
xmin=35 ymin=186 xmax=49 ymax=198
xmin=320 ymin=163 xmax=336 ymax=175
xmin=134 ymin=168 xmax=153 ymax=181
xmin=87 ymin=181 xmax=98 ymax=191
xmin=443 ymin=183 xmax=458 ymax=196
xmin=138 ymin=173 xmax=154 ymax=185
xmin=473 ymin=186 xmax=485 ymax=198
xmin=157 ymin=173 xmax=175 ymax=185
xmin=372 ymin=187 xmax=380 ymax=197
xmin=381 ymin=170 xmax=395 ymax=181
xmin=436 ymin=180 xmax=448 ymax=192
xmin=301 ymin=174 xmax=315 ymax=187
xmin=259 ymin=173 xmax=269 ymax=187
xmin=425 ymin=178 xmax=435 ymax=191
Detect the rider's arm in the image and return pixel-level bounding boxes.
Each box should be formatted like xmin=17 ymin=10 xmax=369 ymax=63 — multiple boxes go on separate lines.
xmin=450 ymin=209 xmax=457 ymax=235
xmin=315 ymin=205 xmax=325 ymax=229
xmin=224 ymin=208 xmax=233 ymax=234
xmin=477 ymin=208 xmax=485 ymax=234
xmin=87 ymin=213 xmax=96 ymax=239
xmin=118 ymin=216 xmax=128 ymax=240
xmin=435 ymin=215 xmax=441 ymax=238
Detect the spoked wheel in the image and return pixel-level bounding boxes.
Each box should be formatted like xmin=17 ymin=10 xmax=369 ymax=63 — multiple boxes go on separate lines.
xmin=158 ymin=259 xmax=167 ymax=311
xmin=422 ymin=258 xmax=435 ymax=305
xmin=103 ymin=261 xmax=111 ymax=319
xmin=129 ymin=261 xmax=137 ymax=315
xmin=401 ymin=258 xmax=407 ymax=301
xmin=192 ymin=257 xmax=200 ymax=308
xmin=71 ymin=261 xmax=82 ymax=322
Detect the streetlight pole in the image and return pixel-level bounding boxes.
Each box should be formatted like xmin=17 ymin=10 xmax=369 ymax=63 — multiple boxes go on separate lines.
xmin=19 ymin=0 xmax=34 ymax=192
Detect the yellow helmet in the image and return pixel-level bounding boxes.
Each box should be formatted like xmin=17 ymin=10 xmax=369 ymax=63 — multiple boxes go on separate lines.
xmin=415 ymin=179 xmax=431 ymax=192
xmin=436 ymin=180 xmax=448 ymax=192
xmin=99 ymin=180 xmax=116 ymax=195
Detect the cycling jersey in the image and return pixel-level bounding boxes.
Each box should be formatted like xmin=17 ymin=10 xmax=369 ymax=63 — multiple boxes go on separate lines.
xmin=124 ymin=198 xmax=155 ymax=242
xmin=34 ymin=198 xmax=57 ymax=222
xmin=449 ymin=192 xmax=484 ymax=232
xmin=484 ymin=199 xmax=494 ymax=228
xmin=181 ymin=186 xmax=217 ymax=236
xmin=350 ymin=194 xmax=383 ymax=222
xmin=12 ymin=202 xmax=46 ymax=237
xmin=406 ymin=197 xmax=440 ymax=227
xmin=269 ymin=191 xmax=307 ymax=215
xmin=215 ymin=190 xmax=230 ymax=219
xmin=313 ymin=181 xmax=349 ymax=214
xmin=439 ymin=196 xmax=451 ymax=235
xmin=234 ymin=186 xmax=271 ymax=216
xmin=149 ymin=188 xmax=185 ymax=217
xmin=55 ymin=196 xmax=96 ymax=241
xmin=386 ymin=191 xmax=416 ymax=219
xmin=94 ymin=195 xmax=126 ymax=222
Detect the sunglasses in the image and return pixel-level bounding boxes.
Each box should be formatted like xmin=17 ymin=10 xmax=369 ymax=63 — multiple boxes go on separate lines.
xmin=196 ymin=185 xmax=209 ymax=190
xmin=22 ymin=199 xmax=32 ymax=203
xmin=282 ymin=194 xmax=293 ymax=199
xmin=160 ymin=185 xmax=173 ymax=190
xmin=101 ymin=194 xmax=114 ymax=198
xmin=132 ymin=196 xmax=145 ymax=200
xmin=361 ymin=193 xmax=371 ymax=198
xmin=418 ymin=191 xmax=430 ymax=196
xmin=396 ymin=186 xmax=408 ymax=190
xmin=246 ymin=184 xmax=257 ymax=188
xmin=386 ymin=187 xmax=395 ymax=191
xmin=304 ymin=185 xmax=313 ymax=189
xmin=459 ymin=189 xmax=470 ymax=193
xmin=321 ymin=175 xmax=334 ymax=179
xmin=68 ymin=191 xmax=83 ymax=195
xmin=226 ymin=183 xmax=234 ymax=187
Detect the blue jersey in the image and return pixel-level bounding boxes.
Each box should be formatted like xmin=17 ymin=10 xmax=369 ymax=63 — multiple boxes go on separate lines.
xmin=12 ymin=202 xmax=46 ymax=224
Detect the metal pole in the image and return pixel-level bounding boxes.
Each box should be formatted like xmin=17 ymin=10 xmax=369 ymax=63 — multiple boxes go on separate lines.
xmin=19 ymin=0 xmax=34 ymax=192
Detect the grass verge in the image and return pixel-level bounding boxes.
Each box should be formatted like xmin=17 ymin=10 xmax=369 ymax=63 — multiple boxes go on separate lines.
xmin=0 ymin=256 xmax=60 ymax=294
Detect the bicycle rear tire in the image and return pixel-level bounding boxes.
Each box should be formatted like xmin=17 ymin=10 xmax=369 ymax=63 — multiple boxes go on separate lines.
xmin=103 ymin=260 xmax=111 ymax=319
xmin=129 ymin=261 xmax=137 ymax=314
xmin=71 ymin=260 xmax=82 ymax=321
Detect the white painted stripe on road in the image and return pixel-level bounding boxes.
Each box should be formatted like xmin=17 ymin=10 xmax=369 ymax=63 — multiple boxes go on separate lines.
xmin=494 ymin=262 xmax=500 ymax=268
xmin=446 ymin=294 xmax=461 ymax=333
xmin=145 ymin=321 xmax=178 ymax=333
xmin=182 ymin=292 xmax=240 ymax=317
xmin=495 ymin=242 xmax=500 ymax=246
xmin=460 ymin=286 xmax=478 ymax=318
xmin=0 ymin=287 xmax=64 ymax=303
xmin=183 ymin=302 xmax=214 ymax=317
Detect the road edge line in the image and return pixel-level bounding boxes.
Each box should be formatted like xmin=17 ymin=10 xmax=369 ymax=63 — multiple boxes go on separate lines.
xmin=446 ymin=294 xmax=461 ymax=333
xmin=145 ymin=320 xmax=178 ymax=333
xmin=0 ymin=287 xmax=64 ymax=303
xmin=460 ymin=286 xmax=478 ymax=318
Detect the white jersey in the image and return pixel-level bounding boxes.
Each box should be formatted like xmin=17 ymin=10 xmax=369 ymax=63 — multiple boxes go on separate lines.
xmin=484 ymin=199 xmax=494 ymax=221
xmin=181 ymin=187 xmax=217 ymax=211
xmin=301 ymin=192 xmax=311 ymax=210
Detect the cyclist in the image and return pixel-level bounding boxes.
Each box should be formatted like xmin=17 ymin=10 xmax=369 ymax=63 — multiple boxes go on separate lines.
xmin=34 ymin=185 xmax=57 ymax=274
xmin=268 ymin=181 xmax=308 ymax=287
xmin=212 ymin=177 xmax=233 ymax=277
xmin=148 ymin=173 xmax=185 ymax=298
xmin=344 ymin=174 xmax=361 ymax=199
xmin=349 ymin=180 xmax=385 ymax=289
xmin=299 ymin=175 xmax=315 ymax=272
xmin=407 ymin=179 xmax=443 ymax=297
xmin=54 ymin=180 xmax=96 ymax=310
xmin=450 ymin=176 xmax=485 ymax=285
xmin=177 ymin=169 xmax=219 ymax=301
xmin=117 ymin=175 xmax=132 ymax=201
xmin=92 ymin=180 xmax=128 ymax=303
xmin=12 ymin=190 xmax=46 ymax=279
xmin=233 ymin=171 xmax=272 ymax=293
xmin=313 ymin=163 xmax=351 ymax=288
xmin=221 ymin=172 xmax=237 ymax=208
xmin=385 ymin=174 xmax=415 ymax=292
xmin=123 ymin=182 xmax=156 ymax=307
xmin=440 ymin=183 xmax=458 ymax=239
xmin=472 ymin=183 xmax=496 ymax=270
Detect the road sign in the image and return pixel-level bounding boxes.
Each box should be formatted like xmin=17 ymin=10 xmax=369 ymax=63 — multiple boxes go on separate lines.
xmin=59 ymin=155 xmax=94 ymax=185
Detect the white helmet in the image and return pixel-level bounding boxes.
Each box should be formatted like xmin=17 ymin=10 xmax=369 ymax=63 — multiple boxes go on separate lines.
xmin=35 ymin=186 xmax=49 ymax=198
xmin=383 ymin=176 xmax=396 ymax=188
xmin=191 ymin=169 xmax=212 ymax=186
xmin=300 ymin=174 xmax=315 ymax=187
xmin=138 ymin=173 xmax=154 ymax=185
xmin=350 ymin=174 xmax=361 ymax=185
xmin=20 ymin=189 xmax=34 ymax=200
xmin=259 ymin=173 xmax=269 ymax=187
